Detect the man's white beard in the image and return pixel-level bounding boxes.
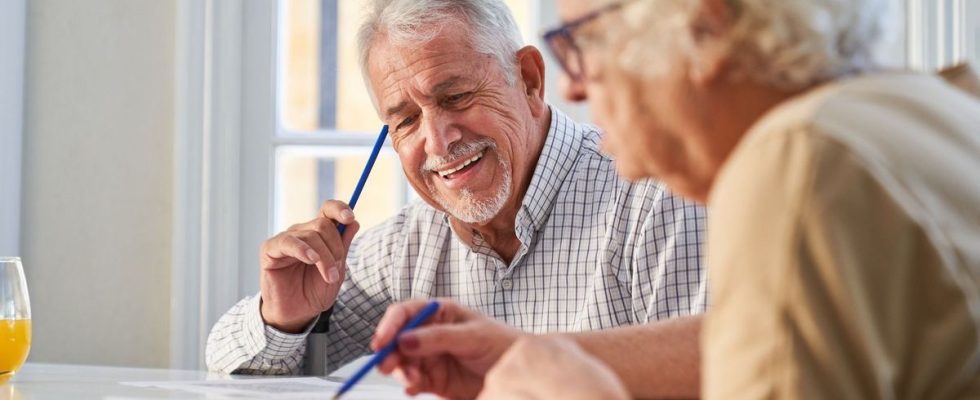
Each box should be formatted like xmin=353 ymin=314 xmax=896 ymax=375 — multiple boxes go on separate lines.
xmin=423 ymin=138 xmax=512 ymax=224
xmin=440 ymin=161 xmax=511 ymax=224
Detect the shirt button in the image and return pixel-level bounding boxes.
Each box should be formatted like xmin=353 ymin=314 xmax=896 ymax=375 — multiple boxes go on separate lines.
xmin=501 ymin=279 xmax=513 ymax=290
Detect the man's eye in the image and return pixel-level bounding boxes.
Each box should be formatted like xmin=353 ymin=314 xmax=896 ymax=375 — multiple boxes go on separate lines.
xmin=397 ymin=114 xmax=418 ymax=130
xmin=445 ymin=92 xmax=470 ymax=105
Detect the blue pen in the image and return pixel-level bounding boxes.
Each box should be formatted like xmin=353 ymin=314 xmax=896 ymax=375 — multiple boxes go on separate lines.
xmin=337 ymin=124 xmax=389 ymax=235
xmin=332 ymin=300 xmax=441 ymax=399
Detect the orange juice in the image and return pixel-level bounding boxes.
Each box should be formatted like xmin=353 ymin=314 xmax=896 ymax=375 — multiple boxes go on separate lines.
xmin=0 ymin=319 xmax=31 ymax=375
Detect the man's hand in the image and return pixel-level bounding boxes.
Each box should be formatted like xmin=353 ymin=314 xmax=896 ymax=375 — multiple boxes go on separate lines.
xmin=259 ymin=200 xmax=360 ymax=333
xmin=477 ymin=336 xmax=630 ymax=400
xmin=371 ymin=299 xmax=524 ymax=399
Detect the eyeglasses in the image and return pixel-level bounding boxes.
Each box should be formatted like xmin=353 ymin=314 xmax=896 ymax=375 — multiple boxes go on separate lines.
xmin=542 ymin=0 xmax=640 ymax=83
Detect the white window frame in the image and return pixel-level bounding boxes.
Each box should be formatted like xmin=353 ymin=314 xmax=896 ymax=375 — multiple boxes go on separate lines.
xmin=172 ymin=0 xmax=273 ymax=370
xmin=907 ymin=0 xmax=979 ymax=70
xmin=0 ymin=0 xmax=26 ymax=257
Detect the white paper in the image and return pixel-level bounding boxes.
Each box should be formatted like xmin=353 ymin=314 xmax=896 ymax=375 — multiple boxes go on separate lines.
xmin=122 ymin=377 xmax=437 ymax=399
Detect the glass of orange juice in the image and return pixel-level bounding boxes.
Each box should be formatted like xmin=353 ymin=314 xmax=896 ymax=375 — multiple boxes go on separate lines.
xmin=0 ymin=257 xmax=30 ymax=382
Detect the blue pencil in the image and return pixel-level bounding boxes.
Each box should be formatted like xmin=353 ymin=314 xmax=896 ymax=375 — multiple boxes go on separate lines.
xmin=311 ymin=125 xmax=389 ymax=335
xmin=337 ymin=125 xmax=389 ymax=235
xmin=332 ymin=300 xmax=441 ymax=399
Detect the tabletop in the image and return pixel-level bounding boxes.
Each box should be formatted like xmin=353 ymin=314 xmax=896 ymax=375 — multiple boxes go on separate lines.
xmin=1 ymin=360 xmax=404 ymax=399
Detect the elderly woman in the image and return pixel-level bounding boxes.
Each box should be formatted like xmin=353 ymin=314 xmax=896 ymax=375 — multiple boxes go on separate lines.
xmin=474 ymin=0 xmax=980 ymax=398
xmin=374 ymin=0 xmax=980 ymax=398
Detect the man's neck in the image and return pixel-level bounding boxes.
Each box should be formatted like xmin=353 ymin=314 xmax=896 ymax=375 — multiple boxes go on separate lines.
xmin=450 ymin=208 xmax=522 ymax=264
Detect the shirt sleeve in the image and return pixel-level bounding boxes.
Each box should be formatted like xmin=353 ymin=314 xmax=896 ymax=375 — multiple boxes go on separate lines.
xmin=204 ymin=294 xmax=311 ymax=374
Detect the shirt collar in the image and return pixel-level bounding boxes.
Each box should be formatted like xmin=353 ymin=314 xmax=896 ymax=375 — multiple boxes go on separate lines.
xmin=515 ymin=106 xmax=586 ymax=243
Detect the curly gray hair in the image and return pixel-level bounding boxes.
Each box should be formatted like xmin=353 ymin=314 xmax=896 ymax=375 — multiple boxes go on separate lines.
xmin=612 ymin=0 xmax=895 ymax=89
xmin=357 ymin=0 xmax=524 ymax=92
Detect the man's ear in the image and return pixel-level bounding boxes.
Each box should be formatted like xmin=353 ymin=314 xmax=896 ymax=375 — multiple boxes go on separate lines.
xmin=689 ymin=0 xmax=735 ymax=87
xmin=516 ymin=45 xmax=548 ymax=117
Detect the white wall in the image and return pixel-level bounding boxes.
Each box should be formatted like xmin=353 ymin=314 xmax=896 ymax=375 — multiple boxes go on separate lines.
xmin=22 ymin=0 xmax=176 ymax=368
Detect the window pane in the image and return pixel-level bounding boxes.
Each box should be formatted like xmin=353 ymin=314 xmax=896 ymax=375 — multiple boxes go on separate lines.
xmin=278 ymin=0 xmax=381 ymax=133
xmin=278 ymin=0 xmax=532 ymax=134
xmin=280 ymin=0 xmax=323 ymax=132
xmin=274 ymin=146 xmax=407 ymax=233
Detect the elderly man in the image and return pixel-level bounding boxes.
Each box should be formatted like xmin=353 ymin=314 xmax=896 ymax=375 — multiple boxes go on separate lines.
xmin=204 ymin=0 xmax=706 ymax=378
xmin=373 ymin=0 xmax=980 ymax=399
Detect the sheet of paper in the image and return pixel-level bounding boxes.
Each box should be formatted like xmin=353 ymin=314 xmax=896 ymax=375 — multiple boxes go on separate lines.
xmin=122 ymin=377 xmax=437 ymax=399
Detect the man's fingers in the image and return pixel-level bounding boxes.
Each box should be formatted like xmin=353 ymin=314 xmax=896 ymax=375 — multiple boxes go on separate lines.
xmin=292 ymin=230 xmax=342 ymax=283
xmin=307 ymin=218 xmax=344 ymax=260
xmin=266 ymin=232 xmax=346 ymax=284
xmin=308 ymin=219 xmax=347 ymax=283
xmin=340 ymin=220 xmax=360 ymax=248
xmin=263 ymin=234 xmax=319 ymax=267
xmin=318 ymin=200 xmax=357 ymax=225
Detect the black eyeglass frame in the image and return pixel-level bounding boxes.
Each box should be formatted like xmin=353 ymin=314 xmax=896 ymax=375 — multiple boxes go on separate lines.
xmin=541 ymin=0 xmax=639 ymax=82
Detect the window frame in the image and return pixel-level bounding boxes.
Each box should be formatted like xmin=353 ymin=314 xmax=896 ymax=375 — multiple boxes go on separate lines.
xmin=172 ymin=0 xmax=268 ymax=370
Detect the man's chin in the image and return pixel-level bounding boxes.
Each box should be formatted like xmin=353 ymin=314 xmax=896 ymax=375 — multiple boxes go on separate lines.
xmin=442 ymin=203 xmax=501 ymax=225
xmin=435 ymin=190 xmax=510 ymax=225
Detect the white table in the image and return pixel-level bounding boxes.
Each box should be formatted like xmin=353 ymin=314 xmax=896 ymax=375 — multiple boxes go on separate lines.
xmin=2 ymin=361 xmax=402 ymax=399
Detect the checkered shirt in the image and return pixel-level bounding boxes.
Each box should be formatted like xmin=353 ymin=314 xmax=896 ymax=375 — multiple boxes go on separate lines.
xmin=205 ymin=107 xmax=708 ymax=374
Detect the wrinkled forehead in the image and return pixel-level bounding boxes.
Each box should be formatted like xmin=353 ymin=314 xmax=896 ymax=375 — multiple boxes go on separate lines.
xmin=367 ymin=29 xmax=500 ymax=108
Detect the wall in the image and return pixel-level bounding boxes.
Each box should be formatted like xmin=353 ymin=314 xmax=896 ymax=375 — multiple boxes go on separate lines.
xmin=22 ymin=0 xmax=176 ymax=368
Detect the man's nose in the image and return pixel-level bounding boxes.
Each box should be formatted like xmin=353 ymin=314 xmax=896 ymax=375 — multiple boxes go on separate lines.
xmin=559 ymin=74 xmax=587 ymax=102
xmin=421 ymin=112 xmax=462 ymax=157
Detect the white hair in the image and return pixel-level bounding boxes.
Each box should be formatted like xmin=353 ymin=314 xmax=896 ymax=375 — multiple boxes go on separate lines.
xmin=357 ymin=0 xmax=525 ymax=91
xmin=612 ymin=0 xmax=895 ymax=89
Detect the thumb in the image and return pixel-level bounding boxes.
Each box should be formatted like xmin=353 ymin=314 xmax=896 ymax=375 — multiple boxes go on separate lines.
xmin=340 ymin=221 xmax=360 ymax=249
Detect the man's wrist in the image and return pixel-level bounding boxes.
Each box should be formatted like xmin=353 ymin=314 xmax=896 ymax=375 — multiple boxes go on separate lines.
xmin=258 ymin=298 xmax=318 ymax=334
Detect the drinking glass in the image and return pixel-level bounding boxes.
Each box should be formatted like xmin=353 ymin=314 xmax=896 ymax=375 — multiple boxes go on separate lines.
xmin=0 ymin=257 xmax=31 ymax=381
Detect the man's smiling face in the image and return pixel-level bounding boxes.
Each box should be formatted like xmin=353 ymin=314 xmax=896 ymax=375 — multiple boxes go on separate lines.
xmin=366 ymin=23 xmax=540 ymax=224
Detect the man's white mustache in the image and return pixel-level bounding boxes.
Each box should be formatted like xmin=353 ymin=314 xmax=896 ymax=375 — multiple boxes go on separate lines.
xmin=421 ymin=138 xmax=496 ymax=172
